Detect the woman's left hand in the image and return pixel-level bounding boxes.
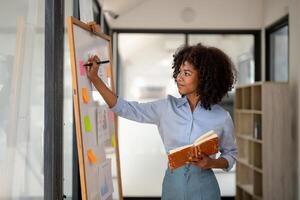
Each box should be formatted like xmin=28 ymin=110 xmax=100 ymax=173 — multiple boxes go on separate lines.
xmin=188 ymin=154 xmax=215 ymax=170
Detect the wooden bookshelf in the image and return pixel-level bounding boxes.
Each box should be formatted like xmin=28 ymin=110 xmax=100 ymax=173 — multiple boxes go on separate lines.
xmin=234 ymin=82 xmax=296 ymax=200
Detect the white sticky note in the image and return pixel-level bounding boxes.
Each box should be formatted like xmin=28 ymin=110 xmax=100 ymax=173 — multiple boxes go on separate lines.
xmin=98 ymin=159 xmax=114 ymax=200
xmin=97 ymin=106 xmax=110 ymax=144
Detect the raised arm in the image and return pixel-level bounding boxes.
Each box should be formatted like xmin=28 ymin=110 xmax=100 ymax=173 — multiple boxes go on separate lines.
xmin=85 ymin=55 xmax=117 ymax=108
xmin=85 ymin=55 xmax=166 ymax=124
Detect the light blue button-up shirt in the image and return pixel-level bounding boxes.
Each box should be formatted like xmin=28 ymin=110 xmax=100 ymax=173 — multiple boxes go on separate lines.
xmin=111 ymin=95 xmax=237 ymax=171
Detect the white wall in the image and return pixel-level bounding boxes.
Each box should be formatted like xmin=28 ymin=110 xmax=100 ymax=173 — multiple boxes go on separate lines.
xmin=103 ymin=0 xmax=263 ymax=29
xmin=263 ymin=0 xmax=289 ymax=27
xmin=288 ymin=0 xmax=300 ymax=198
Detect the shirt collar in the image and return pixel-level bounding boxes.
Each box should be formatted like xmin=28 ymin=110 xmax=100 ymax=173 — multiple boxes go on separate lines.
xmin=176 ymin=95 xmax=188 ymax=107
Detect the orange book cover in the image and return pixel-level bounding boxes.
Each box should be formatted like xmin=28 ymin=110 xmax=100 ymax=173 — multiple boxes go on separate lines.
xmin=168 ymin=130 xmax=219 ymax=171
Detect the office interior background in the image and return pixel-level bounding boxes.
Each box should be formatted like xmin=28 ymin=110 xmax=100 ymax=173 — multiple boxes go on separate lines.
xmin=0 ymin=0 xmax=299 ymax=199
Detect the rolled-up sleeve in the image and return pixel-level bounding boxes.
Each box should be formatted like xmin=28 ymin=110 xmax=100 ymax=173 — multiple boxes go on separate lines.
xmin=219 ymin=112 xmax=237 ymax=172
xmin=110 ymin=96 xmax=167 ymax=125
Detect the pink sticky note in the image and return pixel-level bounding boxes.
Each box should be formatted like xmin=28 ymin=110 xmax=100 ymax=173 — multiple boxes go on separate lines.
xmin=79 ymin=60 xmax=86 ymax=76
xmin=109 ymin=111 xmax=114 ymax=122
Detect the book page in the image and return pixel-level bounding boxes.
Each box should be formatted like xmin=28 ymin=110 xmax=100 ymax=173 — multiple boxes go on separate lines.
xmin=194 ymin=130 xmax=217 ymax=145
xmin=169 ymin=130 xmax=217 ymax=154
xmin=169 ymin=144 xmax=192 ymax=154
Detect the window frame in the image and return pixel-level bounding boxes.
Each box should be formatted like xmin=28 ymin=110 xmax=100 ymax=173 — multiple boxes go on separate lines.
xmin=44 ymin=0 xmax=65 ymax=199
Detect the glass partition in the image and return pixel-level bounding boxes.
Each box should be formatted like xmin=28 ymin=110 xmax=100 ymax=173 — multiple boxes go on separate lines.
xmin=118 ymin=33 xmax=185 ymax=196
xmin=0 ymin=0 xmax=45 ymax=199
xmin=63 ymin=0 xmax=74 ymax=198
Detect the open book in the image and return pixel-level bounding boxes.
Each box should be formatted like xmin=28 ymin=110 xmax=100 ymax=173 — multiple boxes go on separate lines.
xmin=168 ymin=130 xmax=219 ymax=171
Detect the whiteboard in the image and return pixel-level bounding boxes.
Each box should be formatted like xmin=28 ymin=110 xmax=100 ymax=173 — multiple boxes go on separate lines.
xmin=67 ymin=16 xmax=123 ymax=200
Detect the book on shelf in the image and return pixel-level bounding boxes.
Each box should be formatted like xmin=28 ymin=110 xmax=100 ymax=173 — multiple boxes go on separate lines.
xmin=167 ymin=130 xmax=219 ymax=171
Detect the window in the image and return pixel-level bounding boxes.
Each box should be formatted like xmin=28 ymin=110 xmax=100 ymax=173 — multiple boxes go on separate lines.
xmin=266 ymin=16 xmax=289 ymax=81
xmin=0 ymin=0 xmax=45 ymax=198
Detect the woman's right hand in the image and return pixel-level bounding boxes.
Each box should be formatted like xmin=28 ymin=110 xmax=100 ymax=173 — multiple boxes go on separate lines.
xmin=84 ymin=54 xmax=117 ymax=108
xmin=86 ymin=55 xmax=100 ymax=82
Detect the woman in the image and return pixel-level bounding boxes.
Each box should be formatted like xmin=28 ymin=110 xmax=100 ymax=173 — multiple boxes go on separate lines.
xmin=86 ymin=43 xmax=237 ymax=200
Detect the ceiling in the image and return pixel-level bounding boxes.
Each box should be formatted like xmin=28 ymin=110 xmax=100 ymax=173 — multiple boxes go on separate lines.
xmin=98 ymin=0 xmax=263 ymax=30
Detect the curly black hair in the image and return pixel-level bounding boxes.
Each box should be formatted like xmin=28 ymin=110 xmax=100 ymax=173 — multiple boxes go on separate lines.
xmin=172 ymin=43 xmax=237 ymax=110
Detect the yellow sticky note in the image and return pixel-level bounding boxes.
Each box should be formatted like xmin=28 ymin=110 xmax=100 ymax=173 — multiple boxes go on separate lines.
xmin=111 ymin=134 xmax=116 ymax=148
xmin=82 ymin=88 xmax=90 ymax=103
xmin=87 ymin=149 xmax=97 ymax=164
xmin=106 ymin=66 xmax=112 ymax=78
xmin=84 ymin=116 xmax=92 ymax=132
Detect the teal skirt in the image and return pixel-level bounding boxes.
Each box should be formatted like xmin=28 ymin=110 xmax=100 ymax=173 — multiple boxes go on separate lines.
xmin=162 ymin=164 xmax=221 ymax=200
